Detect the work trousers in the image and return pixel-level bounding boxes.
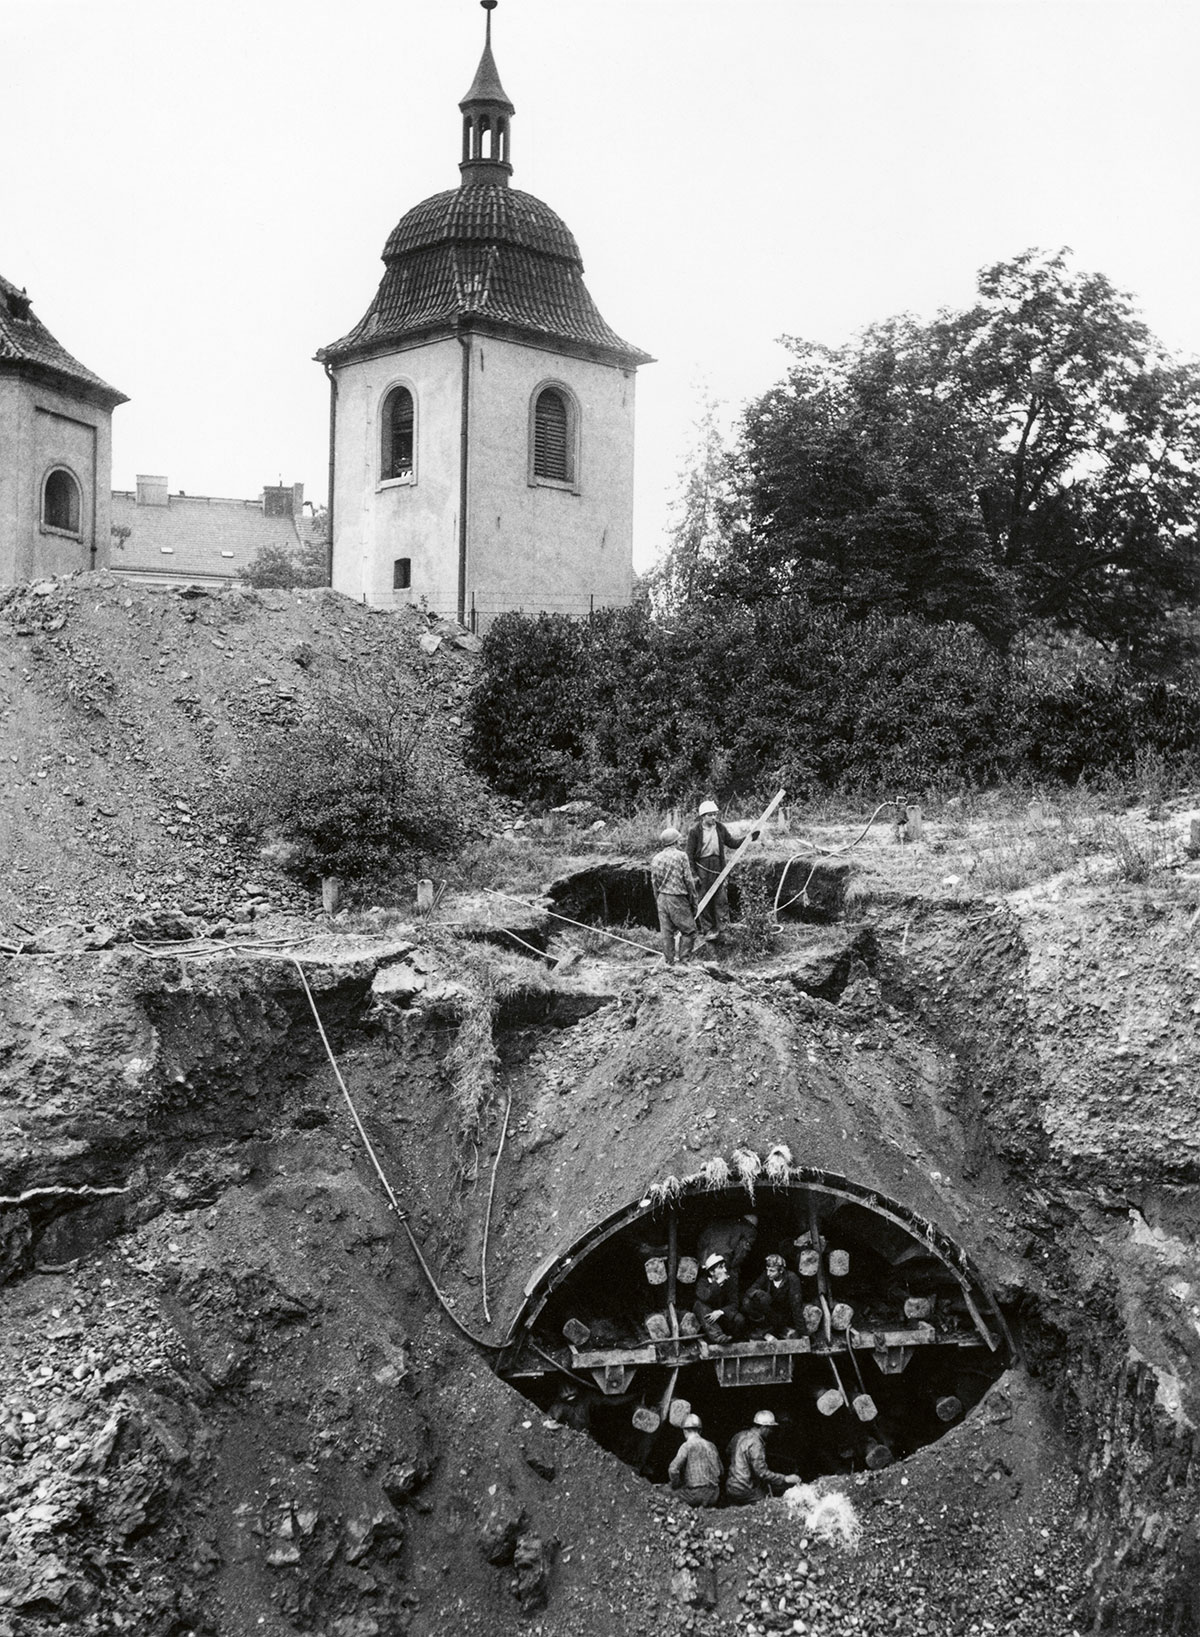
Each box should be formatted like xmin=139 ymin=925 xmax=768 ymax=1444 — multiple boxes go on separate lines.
xmin=695 ymin=860 xmax=728 ymax=936
xmin=657 ymin=893 xmax=696 ymax=965
xmin=674 ymin=1483 xmax=720 ymax=1508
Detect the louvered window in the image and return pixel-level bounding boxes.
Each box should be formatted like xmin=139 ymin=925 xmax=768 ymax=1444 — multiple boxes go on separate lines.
xmin=533 ymin=388 xmax=573 ymax=484
xmin=382 ymin=386 xmax=415 ymax=480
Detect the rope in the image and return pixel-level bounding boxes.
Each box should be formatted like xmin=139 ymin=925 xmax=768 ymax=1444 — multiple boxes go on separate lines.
xmin=480 ymin=1087 xmax=513 ymax=1324
xmin=773 ymin=802 xmax=897 ymax=918
xmin=288 ymin=956 xmax=501 ymax=1354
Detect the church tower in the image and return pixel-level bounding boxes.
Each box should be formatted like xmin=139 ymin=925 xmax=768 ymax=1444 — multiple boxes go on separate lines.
xmin=317 ymin=2 xmax=651 ymax=624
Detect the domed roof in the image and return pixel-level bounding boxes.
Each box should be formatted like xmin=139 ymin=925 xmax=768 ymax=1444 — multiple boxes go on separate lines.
xmin=320 ymin=183 xmax=651 ymax=368
xmin=317 ymin=8 xmax=650 ymax=371
xmin=383 ymin=186 xmax=581 ymax=266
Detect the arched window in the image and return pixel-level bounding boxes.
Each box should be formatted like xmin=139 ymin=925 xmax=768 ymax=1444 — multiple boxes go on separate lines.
xmin=532 ymin=387 xmax=574 ymax=484
xmin=381 ymin=386 xmax=415 ymax=482
xmin=42 ymin=468 xmax=82 ymax=535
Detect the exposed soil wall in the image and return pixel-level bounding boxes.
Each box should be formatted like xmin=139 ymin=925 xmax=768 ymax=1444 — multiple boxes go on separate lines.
xmin=1 ymin=863 xmax=1198 ymax=1634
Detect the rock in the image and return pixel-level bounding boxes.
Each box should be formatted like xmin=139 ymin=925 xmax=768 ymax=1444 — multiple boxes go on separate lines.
xmin=119 ymin=910 xmax=199 ymax=943
xmin=477 ymin=1493 xmax=526 ymax=1565
xmin=512 ymin=1533 xmax=551 ymax=1612
xmin=382 ymin=1459 xmax=431 ymax=1508
xmin=419 ymin=633 xmax=443 ymax=655
xmin=0 ymin=1209 xmax=32 ymax=1285
xmin=372 ymin=963 xmax=425 ymax=1001
xmin=671 ymin=1564 xmax=718 ymax=1609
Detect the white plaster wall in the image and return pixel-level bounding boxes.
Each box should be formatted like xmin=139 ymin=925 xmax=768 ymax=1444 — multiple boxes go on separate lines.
xmin=0 ymin=376 xmax=112 ymax=584
xmin=329 ymin=338 xmax=463 ymax=610
xmin=466 ymin=337 xmax=635 ymax=621
xmin=0 ymin=379 xmax=22 ymax=584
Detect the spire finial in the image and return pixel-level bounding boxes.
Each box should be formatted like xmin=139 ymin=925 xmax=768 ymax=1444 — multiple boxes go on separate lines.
xmin=460 ymin=0 xmax=514 ymax=187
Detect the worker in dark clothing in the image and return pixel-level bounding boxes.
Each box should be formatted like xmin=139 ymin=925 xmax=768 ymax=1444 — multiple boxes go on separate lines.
xmin=694 ymin=1252 xmax=747 ymax=1342
xmin=725 ymin=1410 xmax=800 ymax=1504
xmin=697 ymin=1213 xmax=758 ymax=1278
xmin=742 ymin=1252 xmax=806 ymax=1339
xmin=548 ymin=1383 xmax=593 ymax=1433
xmin=686 ymin=799 xmax=736 ymax=941
xmin=667 ymin=1413 xmax=722 ymax=1508
xmin=686 ymin=800 xmax=762 ymax=942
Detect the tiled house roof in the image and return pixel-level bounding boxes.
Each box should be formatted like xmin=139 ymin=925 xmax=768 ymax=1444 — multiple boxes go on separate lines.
xmin=110 ymin=490 xmax=304 ymax=585
xmin=319 ymin=185 xmax=651 ymax=368
xmin=0 ymin=272 xmax=127 ymax=408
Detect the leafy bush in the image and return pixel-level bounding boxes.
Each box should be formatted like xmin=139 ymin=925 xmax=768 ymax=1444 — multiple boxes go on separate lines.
xmin=242 ymin=536 xmax=328 ymax=589
xmin=466 ymin=599 xmax=1200 ymax=808
xmin=245 ymin=654 xmax=463 ymax=882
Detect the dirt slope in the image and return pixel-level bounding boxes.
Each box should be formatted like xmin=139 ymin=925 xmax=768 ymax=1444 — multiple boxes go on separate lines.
xmin=0 ymin=571 xmax=490 ymax=935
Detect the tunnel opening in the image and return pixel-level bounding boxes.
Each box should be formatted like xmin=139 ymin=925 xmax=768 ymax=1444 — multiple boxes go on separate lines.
xmin=545 ymin=858 xmax=851 ymax=931
xmin=499 ymin=1176 xmax=1010 ymax=1490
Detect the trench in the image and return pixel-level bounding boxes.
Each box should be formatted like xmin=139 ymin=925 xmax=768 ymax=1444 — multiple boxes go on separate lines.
xmin=545 ymin=857 xmax=852 ymax=929
xmin=498 ymin=1177 xmax=1010 ymax=1486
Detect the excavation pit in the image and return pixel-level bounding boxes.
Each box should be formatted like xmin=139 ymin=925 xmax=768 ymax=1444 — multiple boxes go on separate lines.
xmin=545 ymin=857 xmax=852 ymax=932
xmin=499 ymin=1175 xmax=1009 ymax=1487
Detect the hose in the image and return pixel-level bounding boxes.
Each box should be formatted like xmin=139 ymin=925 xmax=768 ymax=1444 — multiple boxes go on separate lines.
xmin=772 ymin=802 xmax=897 ymax=918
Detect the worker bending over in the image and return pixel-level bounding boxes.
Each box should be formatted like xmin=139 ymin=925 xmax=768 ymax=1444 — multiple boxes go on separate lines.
xmin=725 ymin=1410 xmax=800 ymax=1505
xmin=667 ymin=1413 xmax=722 ymax=1508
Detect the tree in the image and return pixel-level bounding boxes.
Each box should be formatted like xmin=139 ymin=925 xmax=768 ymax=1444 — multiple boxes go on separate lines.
xmin=643 ymin=398 xmax=743 ymax=615
xmin=242 ymin=518 xmax=329 ymax=589
xmin=733 ymin=250 xmax=1200 ymax=660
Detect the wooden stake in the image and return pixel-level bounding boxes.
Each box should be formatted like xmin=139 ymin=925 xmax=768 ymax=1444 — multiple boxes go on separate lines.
xmin=935 ymin=1395 xmax=963 ymax=1423
xmin=562 ymin=1318 xmax=590 ymax=1348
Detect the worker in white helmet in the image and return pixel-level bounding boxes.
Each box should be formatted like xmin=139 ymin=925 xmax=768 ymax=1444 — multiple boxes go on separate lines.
xmin=686 ymin=798 xmax=761 ymax=942
xmin=725 ymin=1410 xmax=799 ymax=1504
xmin=667 ymin=1413 xmax=722 ymax=1508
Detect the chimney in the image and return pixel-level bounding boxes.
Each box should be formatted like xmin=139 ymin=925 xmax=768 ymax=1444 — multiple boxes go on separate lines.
xmin=136 ymin=474 xmax=169 ymax=507
xmin=263 ymin=481 xmax=303 ymax=519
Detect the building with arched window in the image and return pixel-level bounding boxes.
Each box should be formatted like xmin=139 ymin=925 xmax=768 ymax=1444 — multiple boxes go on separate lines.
xmin=0 ymin=272 xmax=127 ymax=586
xmin=317 ymin=2 xmax=651 ymax=624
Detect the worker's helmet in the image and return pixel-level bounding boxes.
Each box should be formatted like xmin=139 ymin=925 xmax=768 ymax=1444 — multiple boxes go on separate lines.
xmin=660 ymin=826 xmax=683 ymax=843
xmin=753 ymin=1409 xmax=778 ymax=1428
xmin=683 ymin=1414 xmax=703 ymax=1431
xmin=698 ymin=799 xmax=719 ymax=817
xmin=702 ymin=1253 xmax=727 ymax=1272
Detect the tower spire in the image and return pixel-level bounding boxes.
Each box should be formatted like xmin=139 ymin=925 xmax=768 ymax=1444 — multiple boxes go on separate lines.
xmin=459 ymin=0 xmax=514 ymax=188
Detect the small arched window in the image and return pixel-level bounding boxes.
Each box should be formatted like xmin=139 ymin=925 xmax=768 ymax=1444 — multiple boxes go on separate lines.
xmin=382 ymin=386 xmax=415 ymax=482
xmin=532 ymin=387 xmax=574 ymax=485
xmin=42 ymin=468 xmax=82 ymax=535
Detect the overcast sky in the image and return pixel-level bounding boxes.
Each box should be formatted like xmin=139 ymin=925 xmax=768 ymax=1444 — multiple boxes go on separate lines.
xmin=3 ymin=0 xmax=1198 ymax=570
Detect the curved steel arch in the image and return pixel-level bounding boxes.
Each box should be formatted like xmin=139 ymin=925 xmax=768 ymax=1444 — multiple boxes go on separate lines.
xmin=502 ymin=1168 xmax=1014 ymax=1364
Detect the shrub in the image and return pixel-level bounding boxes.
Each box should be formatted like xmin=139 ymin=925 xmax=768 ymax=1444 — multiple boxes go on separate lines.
xmin=244 ymin=653 xmax=463 ymax=883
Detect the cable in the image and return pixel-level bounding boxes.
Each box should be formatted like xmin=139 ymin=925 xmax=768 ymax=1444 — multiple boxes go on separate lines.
xmin=480 ymin=1087 xmax=513 ymax=1325
xmin=772 ymin=802 xmax=896 ymax=918
xmin=289 ymin=956 xmax=501 ymax=1355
